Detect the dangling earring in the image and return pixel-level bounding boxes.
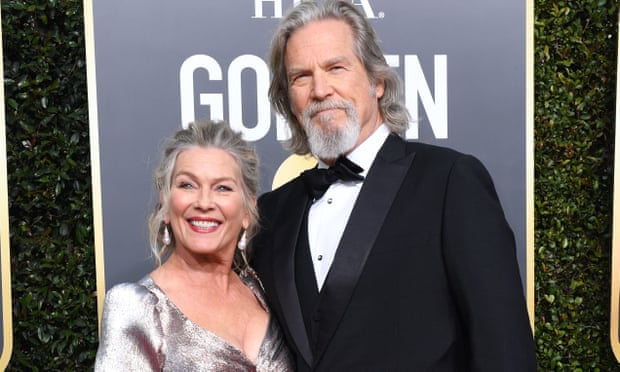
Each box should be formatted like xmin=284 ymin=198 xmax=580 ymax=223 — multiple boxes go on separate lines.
xmin=238 ymin=230 xmax=250 ymax=270
xmin=237 ymin=230 xmax=247 ymax=251
xmin=162 ymin=224 xmax=171 ymax=246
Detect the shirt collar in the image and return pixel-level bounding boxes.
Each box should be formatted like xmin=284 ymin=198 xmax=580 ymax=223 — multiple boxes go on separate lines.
xmin=316 ymin=124 xmax=390 ymax=176
xmin=347 ymin=124 xmax=389 ymax=177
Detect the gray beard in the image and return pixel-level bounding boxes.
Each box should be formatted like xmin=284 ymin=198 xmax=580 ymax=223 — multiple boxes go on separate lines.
xmin=301 ymin=100 xmax=361 ymax=160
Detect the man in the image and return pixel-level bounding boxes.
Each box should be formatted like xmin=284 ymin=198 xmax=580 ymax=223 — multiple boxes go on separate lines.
xmin=251 ymin=1 xmax=537 ymax=370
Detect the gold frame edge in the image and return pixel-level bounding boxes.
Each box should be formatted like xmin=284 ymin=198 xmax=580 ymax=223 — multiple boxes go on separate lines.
xmin=610 ymin=8 xmax=620 ymax=364
xmin=0 ymin=3 xmax=14 ymax=368
xmin=526 ymin=0 xmax=535 ymax=332
xmin=83 ymin=0 xmax=107 ymax=333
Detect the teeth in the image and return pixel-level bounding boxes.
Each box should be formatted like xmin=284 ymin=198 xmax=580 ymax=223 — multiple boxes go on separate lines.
xmin=189 ymin=220 xmax=219 ymax=228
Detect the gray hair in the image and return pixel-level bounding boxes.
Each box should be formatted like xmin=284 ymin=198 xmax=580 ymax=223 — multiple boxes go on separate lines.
xmin=268 ymin=0 xmax=410 ymax=155
xmin=148 ymin=119 xmax=259 ymax=268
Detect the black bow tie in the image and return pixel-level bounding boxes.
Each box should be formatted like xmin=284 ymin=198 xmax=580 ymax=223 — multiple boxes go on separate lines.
xmin=300 ymin=155 xmax=364 ymax=200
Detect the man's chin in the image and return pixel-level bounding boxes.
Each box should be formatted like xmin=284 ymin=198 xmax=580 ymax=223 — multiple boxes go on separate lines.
xmin=310 ymin=140 xmax=356 ymax=160
xmin=310 ymin=120 xmax=338 ymax=132
xmin=311 ymin=112 xmax=348 ymax=128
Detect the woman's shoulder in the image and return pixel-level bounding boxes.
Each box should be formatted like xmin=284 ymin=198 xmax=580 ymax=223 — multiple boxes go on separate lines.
xmin=103 ymin=276 xmax=159 ymax=309
xmin=96 ymin=277 xmax=167 ymax=369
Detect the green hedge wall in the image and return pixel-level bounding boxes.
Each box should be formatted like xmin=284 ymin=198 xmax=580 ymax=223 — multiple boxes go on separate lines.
xmin=2 ymin=0 xmax=97 ymax=370
xmin=534 ymin=0 xmax=619 ymax=370
xmin=1 ymin=0 xmax=619 ymax=370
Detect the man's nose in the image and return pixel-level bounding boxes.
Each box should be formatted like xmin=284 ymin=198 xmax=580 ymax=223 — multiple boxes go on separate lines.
xmin=311 ymin=72 xmax=333 ymax=100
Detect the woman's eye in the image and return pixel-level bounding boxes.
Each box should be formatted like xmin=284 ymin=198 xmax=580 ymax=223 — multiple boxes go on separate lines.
xmin=179 ymin=182 xmax=194 ymax=189
xmin=216 ymin=185 xmax=233 ymax=192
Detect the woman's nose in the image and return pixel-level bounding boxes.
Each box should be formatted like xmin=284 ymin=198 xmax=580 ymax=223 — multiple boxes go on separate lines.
xmin=194 ymin=189 xmax=213 ymax=209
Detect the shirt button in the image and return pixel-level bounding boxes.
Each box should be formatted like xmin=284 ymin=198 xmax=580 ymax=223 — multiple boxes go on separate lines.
xmin=317 ymin=255 xmax=323 ymax=261
xmin=327 ymin=198 xmax=333 ymax=204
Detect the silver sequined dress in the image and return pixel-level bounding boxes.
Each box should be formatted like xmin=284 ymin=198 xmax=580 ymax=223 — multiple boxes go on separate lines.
xmin=95 ymin=271 xmax=294 ymax=371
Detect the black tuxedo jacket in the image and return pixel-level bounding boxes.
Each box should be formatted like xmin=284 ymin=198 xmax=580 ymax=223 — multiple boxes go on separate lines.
xmin=252 ymin=135 xmax=536 ymax=371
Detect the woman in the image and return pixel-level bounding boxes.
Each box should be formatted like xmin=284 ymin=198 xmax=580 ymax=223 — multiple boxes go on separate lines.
xmin=95 ymin=120 xmax=294 ymax=371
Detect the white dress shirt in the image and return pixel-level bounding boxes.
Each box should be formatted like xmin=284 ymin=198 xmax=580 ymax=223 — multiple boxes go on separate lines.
xmin=308 ymin=124 xmax=390 ymax=289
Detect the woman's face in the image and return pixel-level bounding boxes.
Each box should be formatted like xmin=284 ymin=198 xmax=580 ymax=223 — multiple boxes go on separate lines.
xmin=166 ymin=146 xmax=249 ymax=262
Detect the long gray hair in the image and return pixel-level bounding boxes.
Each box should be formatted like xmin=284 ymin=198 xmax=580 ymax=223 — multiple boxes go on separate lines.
xmin=268 ymin=0 xmax=410 ymax=155
xmin=147 ymin=119 xmax=259 ymax=268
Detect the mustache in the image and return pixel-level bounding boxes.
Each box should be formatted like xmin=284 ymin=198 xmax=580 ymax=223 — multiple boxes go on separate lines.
xmin=303 ymin=100 xmax=355 ymax=118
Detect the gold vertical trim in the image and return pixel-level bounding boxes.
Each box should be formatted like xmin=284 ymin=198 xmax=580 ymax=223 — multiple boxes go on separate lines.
xmin=526 ymin=0 xmax=535 ymax=332
xmin=610 ymin=9 xmax=620 ymax=363
xmin=0 ymin=3 xmax=14 ymax=368
xmin=83 ymin=0 xmax=107 ymax=332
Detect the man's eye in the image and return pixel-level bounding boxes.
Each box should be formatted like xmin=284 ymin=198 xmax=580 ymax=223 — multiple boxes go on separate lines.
xmin=291 ymin=73 xmax=309 ymax=83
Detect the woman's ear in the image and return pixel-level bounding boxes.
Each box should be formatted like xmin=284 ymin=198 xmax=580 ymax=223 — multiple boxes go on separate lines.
xmin=160 ymin=193 xmax=169 ymax=224
xmin=245 ymin=197 xmax=257 ymax=229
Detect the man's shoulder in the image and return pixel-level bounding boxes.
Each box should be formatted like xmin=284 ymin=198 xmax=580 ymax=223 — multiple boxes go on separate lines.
xmin=257 ymin=175 xmax=303 ymax=212
xmin=390 ymin=138 xmax=472 ymax=167
xmin=404 ymin=139 xmax=465 ymax=158
xmin=383 ymin=136 xmax=488 ymax=175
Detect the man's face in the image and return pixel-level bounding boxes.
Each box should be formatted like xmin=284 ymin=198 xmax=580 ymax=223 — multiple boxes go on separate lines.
xmin=285 ymin=19 xmax=384 ymax=160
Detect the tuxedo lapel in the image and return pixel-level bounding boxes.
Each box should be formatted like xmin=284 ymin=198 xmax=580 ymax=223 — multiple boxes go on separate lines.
xmin=313 ymin=135 xmax=416 ymax=362
xmin=271 ymin=180 xmax=314 ymax=367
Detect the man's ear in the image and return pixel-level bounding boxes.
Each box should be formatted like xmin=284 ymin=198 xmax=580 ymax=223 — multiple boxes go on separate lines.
xmin=375 ymin=79 xmax=385 ymax=99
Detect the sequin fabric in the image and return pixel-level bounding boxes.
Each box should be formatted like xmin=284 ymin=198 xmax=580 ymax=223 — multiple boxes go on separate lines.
xmin=95 ymin=271 xmax=294 ymax=371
